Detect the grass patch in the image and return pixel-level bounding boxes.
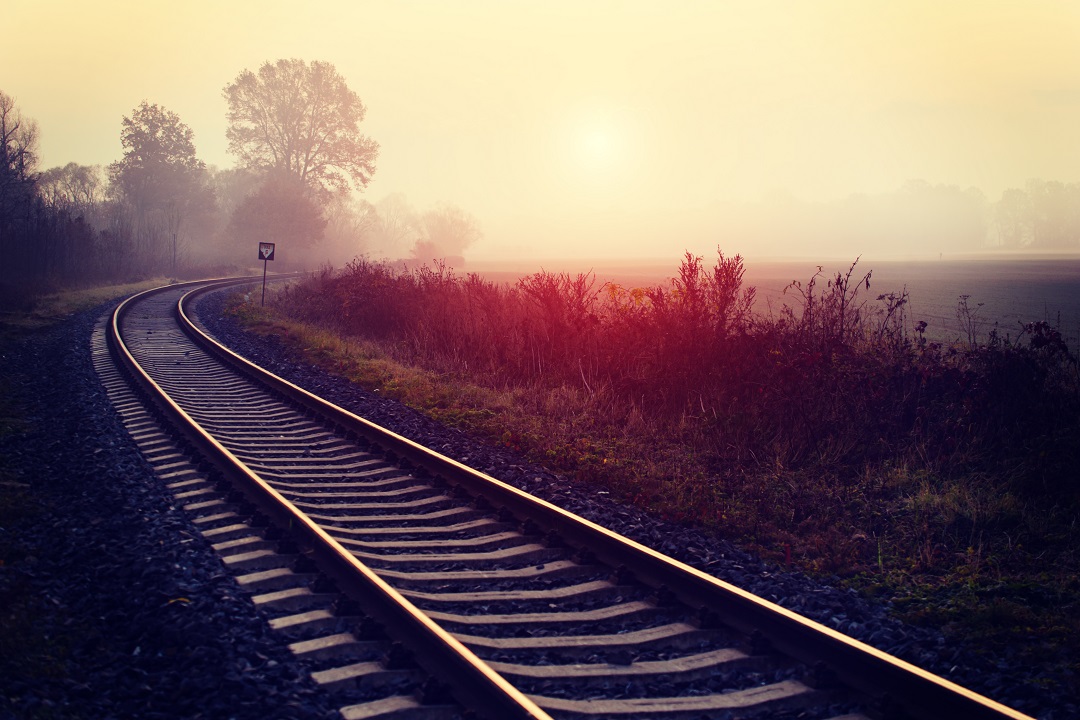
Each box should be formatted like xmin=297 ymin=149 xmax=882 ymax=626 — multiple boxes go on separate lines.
xmin=0 ymin=277 xmax=173 ymax=339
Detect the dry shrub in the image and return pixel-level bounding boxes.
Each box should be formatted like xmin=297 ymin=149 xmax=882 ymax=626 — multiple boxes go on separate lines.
xmin=276 ymin=252 xmax=1080 ymax=505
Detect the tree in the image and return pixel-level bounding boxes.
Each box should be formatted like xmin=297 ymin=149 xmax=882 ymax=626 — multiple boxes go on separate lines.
xmin=994 ymin=187 xmax=1031 ymax=248
xmin=0 ymin=91 xmax=39 ymax=229
xmin=414 ymin=204 xmax=481 ymax=264
xmin=356 ymin=193 xmax=420 ymax=260
xmin=228 ymin=171 xmax=327 ymax=251
xmin=109 ymin=102 xmax=206 ymax=212
xmin=223 ymin=59 xmax=379 ymax=197
xmin=38 ymin=163 xmax=105 ymax=217
xmin=320 ymin=194 xmax=379 ymax=265
xmin=1025 ymin=179 xmax=1080 ymax=248
xmin=108 ymin=102 xmax=212 ymax=271
xmin=208 ymin=167 xmax=261 ymax=221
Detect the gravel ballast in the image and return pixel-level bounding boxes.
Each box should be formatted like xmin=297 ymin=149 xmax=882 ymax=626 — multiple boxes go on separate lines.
xmin=0 ymin=302 xmax=338 ymax=720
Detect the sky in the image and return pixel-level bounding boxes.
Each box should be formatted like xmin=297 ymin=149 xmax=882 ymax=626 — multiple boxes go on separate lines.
xmin=5 ymin=1 xmax=1080 ymax=261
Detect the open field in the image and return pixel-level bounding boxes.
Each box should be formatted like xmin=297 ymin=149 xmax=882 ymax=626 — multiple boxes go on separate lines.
xmin=468 ymin=254 xmax=1080 ymax=351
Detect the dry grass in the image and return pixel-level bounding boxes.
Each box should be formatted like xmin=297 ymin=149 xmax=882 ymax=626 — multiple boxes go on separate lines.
xmin=0 ymin=277 xmax=172 ymax=335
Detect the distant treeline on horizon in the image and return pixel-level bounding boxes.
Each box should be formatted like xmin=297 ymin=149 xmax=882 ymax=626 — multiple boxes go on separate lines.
xmin=4 ymin=82 xmax=1080 ymax=294
xmin=706 ymin=179 xmax=1080 ymax=258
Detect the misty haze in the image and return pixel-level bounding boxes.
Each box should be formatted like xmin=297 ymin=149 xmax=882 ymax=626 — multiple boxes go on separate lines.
xmin=2 ymin=2 xmax=1079 ymax=718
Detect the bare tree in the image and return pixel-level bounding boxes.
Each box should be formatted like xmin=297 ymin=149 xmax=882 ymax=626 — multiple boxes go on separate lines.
xmin=0 ymin=90 xmax=39 ymax=227
xmin=223 ymin=59 xmax=379 ymax=197
xmin=38 ymin=163 xmax=105 ymax=217
xmin=320 ymin=194 xmax=379 ymax=265
xmin=365 ymin=193 xmax=420 ymax=259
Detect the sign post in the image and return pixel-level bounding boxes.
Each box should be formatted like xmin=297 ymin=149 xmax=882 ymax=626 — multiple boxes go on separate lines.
xmin=258 ymin=242 xmax=276 ymax=305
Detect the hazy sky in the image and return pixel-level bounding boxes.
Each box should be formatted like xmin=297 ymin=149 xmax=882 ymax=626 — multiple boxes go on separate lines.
xmin=6 ymin=1 xmax=1080 ymax=260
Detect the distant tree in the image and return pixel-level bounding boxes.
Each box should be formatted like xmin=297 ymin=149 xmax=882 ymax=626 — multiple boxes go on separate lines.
xmin=414 ymin=204 xmax=481 ymax=264
xmin=1025 ymin=179 xmax=1080 ymax=248
xmin=0 ymin=91 xmax=39 ymax=230
xmin=228 ymin=171 xmax=327 ymax=251
xmin=994 ymin=187 xmax=1032 ymax=248
xmin=109 ymin=102 xmax=206 ymax=211
xmin=364 ymin=193 xmax=420 ymax=259
xmin=208 ymin=167 xmax=260 ymax=221
xmin=108 ymin=102 xmax=212 ymax=271
xmin=320 ymin=194 xmax=379 ymax=265
xmin=38 ymin=163 xmax=105 ymax=217
xmin=223 ymin=59 xmax=379 ymax=197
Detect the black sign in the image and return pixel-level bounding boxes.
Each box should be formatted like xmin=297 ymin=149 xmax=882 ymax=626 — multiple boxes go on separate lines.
xmin=258 ymin=242 xmax=276 ymax=261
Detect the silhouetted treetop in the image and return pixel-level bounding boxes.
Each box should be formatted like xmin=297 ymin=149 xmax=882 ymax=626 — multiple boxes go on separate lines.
xmin=223 ymin=59 xmax=379 ymax=197
xmin=108 ymin=101 xmax=206 ymax=213
xmin=1 ymin=91 xmax=40 ymax=225
xmin=39 ymin=163 xmax=105 ymax=215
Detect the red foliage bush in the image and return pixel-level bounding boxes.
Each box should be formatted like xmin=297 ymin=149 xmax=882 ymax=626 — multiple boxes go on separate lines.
xmin=278 ymin=251 xmax=1080 ymax=496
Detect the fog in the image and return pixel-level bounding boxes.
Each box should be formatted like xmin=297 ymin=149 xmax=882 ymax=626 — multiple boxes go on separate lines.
xmin=5 ymin=1 xmax=1080 ymax=267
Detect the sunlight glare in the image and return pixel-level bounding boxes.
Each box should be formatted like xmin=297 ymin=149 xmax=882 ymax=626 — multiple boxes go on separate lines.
xmin=579 ymin=126 xmax=618 ymax=170
xmin=560 ymin=104 xmax=639 ymax=192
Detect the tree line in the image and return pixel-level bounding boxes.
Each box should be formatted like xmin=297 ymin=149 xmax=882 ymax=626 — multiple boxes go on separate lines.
xmin=713 ymin=178 xmax=1080 ymax=258
xmin=0 ymin=58 xmax=481 ymax=304
xmin=993 ymin=180 xmax=1080 ymax=249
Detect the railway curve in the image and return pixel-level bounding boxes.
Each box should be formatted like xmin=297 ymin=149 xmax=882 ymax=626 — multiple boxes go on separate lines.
xmin=101 ymin=278 xmax=1036 ymax=720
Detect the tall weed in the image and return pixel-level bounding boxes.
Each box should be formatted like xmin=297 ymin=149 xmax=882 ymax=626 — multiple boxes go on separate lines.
xmin=265 ymin=251 xmax=1080 ymax=589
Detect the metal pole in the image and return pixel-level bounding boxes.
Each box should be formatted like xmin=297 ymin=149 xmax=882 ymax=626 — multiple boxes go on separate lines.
xmin=261 ymin=258 xmax=267 ymax=306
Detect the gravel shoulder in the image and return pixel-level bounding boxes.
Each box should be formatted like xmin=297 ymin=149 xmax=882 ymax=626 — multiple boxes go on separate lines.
xmin=0 ymin=301 xmax=338 ymax=720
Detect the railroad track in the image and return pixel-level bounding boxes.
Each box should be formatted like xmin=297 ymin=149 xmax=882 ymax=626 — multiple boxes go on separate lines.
xmin=98 ymin=277 xmax=1035 ymax=720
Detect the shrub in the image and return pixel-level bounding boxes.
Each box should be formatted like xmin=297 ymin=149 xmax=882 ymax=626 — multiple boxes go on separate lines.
xmin=274 ymin=252 xmax=1080 ymax=500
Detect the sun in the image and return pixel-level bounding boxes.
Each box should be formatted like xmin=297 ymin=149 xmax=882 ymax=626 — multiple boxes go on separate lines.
xmin=564 ymin=106 xmax=632 ymax=181
xmin=578 ymin=126 xmax=618 ymax=169
xmin=553 ymin=103 xmax=645 ymax=205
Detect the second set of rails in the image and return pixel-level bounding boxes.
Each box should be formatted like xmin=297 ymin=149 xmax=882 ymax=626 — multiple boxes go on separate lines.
xmin=104 ymin=278 xmax=1035 ymax=720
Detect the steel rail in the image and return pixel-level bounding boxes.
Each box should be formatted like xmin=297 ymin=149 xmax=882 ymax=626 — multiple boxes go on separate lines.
xmin=108 ymin=279 xmax=551 ymax=720
xmin=176 ymin=279 xmax=1036 ymax=720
